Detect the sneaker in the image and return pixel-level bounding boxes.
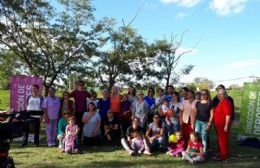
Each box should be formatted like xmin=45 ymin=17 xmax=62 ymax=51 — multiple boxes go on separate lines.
xmin=143 ymin=150 xmax=151 ymax=155
xmin=48 ymin=144 xmax=52 ymax=147
xmin=74 ymin=149 xmax=79 ymax=154
xmin=58 ymin=144 xmax=62 ymax=149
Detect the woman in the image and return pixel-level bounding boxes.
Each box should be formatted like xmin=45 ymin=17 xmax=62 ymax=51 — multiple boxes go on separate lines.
xmin=110 ymin=86 xmax=122 ymax=120
xmin=146 ymin=114 xmax=165 ymax=151
xmin=121 ymin=117 xmax=151 ymax=155
xmin=42 ymin=87 xmax=61 ymax=147
xmin=60 ymin=91 xmax=75 ymax=117
xmin=98 ymin=89 xmax=111 ymax=138
xmin=128 ymin=86 xmax=137 ymax=104
xmin=144 ymin=87 xmax=156 ymax=123
xmin=180 ymin=90 xmax=197 ymax=147
xmin=213 ymin=89 xmax=232 ymax=162
xmin=57 ymin=112 xmax=70 ymax=149
xmin=155 ymin=88 xmax=165 ymax=112
xmin=169 ymin=91 xmax=182 ymax=132
xmin=82 ymin=102 xmax=101 ymax=145
xmin=132 ymin=91 xmax=149 ymax=129
xmin=194 ymin=89 xmax=214 ymax=153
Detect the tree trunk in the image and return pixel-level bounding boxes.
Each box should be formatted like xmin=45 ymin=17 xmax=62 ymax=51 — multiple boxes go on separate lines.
xmin=43 ymin=83 xmax=50 ymax=97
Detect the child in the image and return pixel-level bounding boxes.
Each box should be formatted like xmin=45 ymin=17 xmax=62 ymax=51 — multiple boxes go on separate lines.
xmin=159 ymin=99 xmax=170 ymax=118
xmin=167 ymin=131 xmax=185 ymax=157
xmin=131 ymin=131 xmax=145 ymax=154
xmin=104 ymin=111 xmax=120 ymax=145
xmin=182 ymin=132 xmax=205 ymax=164
xmin=165 ymin=108 xmax=179 ymax=136
xmin=64 ymin=116 xmax=79 ymax=154
xmin=121 ymin=94 xmax=132 ymax=135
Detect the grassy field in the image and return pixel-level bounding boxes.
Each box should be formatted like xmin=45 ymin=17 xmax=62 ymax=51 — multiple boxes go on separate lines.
xmin=9 ymin=127 xmax=260 ymax=168
xmin=1 ymin=89 xmax=260 ymax=168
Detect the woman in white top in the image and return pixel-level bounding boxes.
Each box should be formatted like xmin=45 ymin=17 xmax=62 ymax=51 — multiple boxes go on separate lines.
xmin=20 ymin=84 xmax=43 ymax=147
xmin=82 ymin=102 xmax=101 ymax=145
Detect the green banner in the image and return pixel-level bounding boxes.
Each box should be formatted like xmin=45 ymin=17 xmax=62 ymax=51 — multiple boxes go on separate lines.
xmin=239 ymin=83 xmax=260 ymax=138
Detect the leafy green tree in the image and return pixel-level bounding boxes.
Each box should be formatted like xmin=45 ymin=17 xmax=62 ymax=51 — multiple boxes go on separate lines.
xmin=0 ymin=0 xmax=110 ymax=95
xmin=88 ymin=25 xmax=149 ymax=91
xmin=145 ymin=33 xmax=194 ymax=89
xmin=0 ymin=51 xmax=23 ymax=89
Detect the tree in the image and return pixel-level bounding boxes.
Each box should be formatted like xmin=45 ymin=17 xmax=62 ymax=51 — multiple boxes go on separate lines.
xmin=193 ymin=77 xmax=215 ymax=90
xmin=0 ymin=0 xmax=110 ymax=95
xmin=87 ymin=25 xmax=149 ymax=91
xmin=0 ymin=51 xmax=23 ymax=89
xmin=145 ymin=32 xmax=194 ymax=89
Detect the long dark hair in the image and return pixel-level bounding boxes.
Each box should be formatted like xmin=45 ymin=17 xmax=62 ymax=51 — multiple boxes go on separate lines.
xmin=88 ymin=102 xmax=96 ymax=111
xmin=128 ymin=86 xmax=136 ymax=97
xmin=172 ymin=91 xmax=180 ymax=102
xmin=201 ymin=89 xmax=212 ymax=104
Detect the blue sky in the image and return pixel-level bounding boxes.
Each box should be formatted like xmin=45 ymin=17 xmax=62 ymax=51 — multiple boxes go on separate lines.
xmin=92 ymin=0 xmax=260 ymax=86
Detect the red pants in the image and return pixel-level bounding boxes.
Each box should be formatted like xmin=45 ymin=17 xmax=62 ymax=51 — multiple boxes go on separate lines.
xmin=215 ymin=126 xmax=230 ymax=160
xmin=181 ymin=123 xmax=193 ymax=149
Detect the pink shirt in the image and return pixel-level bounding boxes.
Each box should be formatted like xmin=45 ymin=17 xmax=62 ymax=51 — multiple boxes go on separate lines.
xmin=180 ymin=100 xmax=197 ymax=124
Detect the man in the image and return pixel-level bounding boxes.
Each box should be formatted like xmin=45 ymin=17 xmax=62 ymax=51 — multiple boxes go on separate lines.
xmin=70 ymin=81 xmax=90 ymax=142
xmin=165 ymin=85 xmax=175 ymax=102
xmin=212 ymin=84 xmax=235 ymax=121
xmin=20 ymin=84 xmax=44 ymax=147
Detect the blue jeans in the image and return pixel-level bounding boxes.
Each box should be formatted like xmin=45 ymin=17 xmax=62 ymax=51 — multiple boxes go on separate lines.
xmin=195 ymin=120 xmax=208 ymax=153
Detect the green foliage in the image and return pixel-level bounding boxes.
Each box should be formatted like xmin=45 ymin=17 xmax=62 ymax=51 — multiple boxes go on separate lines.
xmin=0 ymin=0 xmax=110 ymax=95
xmin=88 ymin=25 xmax=149 ymax=91
xmin=144 ymin=34 xmax=194 ymax=89
xmin=0 ymin=51 xmax=23 ymax=89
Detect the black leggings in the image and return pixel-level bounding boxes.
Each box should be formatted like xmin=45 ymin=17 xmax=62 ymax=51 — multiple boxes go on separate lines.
xmin=23 ymin=118 xmax=40 ymax=145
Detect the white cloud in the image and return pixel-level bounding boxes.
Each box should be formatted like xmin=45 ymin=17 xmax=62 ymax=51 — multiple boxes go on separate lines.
xmin=175 ymin=12 xmax=187 ymax=19
xmin=161 ymin=0 xmax=201 ymax=7
xmin=227 ymin=59 xmax=260 ymax=69
xmin=210 ymin=0 xmax=248 ymax=16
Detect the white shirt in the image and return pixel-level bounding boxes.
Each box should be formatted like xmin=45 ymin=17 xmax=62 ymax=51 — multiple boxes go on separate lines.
xmin=27 ymin=96 xmax=42 ymax=118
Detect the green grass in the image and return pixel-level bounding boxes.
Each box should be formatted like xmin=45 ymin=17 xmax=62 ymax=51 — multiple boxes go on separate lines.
xmin=0 ymin=89 xmax=10 ymax=110
xmin=9 ymin=126 xmax=260 ymax=168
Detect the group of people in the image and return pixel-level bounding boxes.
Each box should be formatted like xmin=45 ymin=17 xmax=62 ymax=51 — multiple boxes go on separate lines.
xmin=19 ymin=81 xmax=234 ymax=163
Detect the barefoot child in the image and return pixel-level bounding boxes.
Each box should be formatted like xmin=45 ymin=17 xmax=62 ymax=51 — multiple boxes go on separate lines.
xmin=64 ymin=116 xmax=79 ymax=154
xmin=182 ymin=132 xmax=205 ymax=164
xmin=167 ymin=131 xmax=185 ymax=157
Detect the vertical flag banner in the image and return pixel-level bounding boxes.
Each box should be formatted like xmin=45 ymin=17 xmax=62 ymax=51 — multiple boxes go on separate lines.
xmin=10 ymin=75 xmax=43 ymax=112
xmin=239 ymin=82 xmax=260 ymax=139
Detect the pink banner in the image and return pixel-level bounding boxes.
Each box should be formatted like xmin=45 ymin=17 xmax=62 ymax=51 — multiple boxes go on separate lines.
xmin=10 ymin=76 xmax=43 ymax=112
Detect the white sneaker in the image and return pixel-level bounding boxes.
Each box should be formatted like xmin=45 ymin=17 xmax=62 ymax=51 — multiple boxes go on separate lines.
xmin=143 ymin=150 xmax=151 ymax=155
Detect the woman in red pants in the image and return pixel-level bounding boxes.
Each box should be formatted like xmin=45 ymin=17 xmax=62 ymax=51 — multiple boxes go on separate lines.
xmin=213 ymin=89 xmax=232 ymax=162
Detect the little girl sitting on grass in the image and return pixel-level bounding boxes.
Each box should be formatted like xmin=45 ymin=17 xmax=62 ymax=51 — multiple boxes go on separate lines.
xmin=182 ymin=132 xmax=205 ymax=164
xmin=131 ymin=131 xmax=145 ymax=154
xmin=63 ymin=116 xmax=79 ymax=154
xmin=167 ymin=131 xmax=185 ymax=157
